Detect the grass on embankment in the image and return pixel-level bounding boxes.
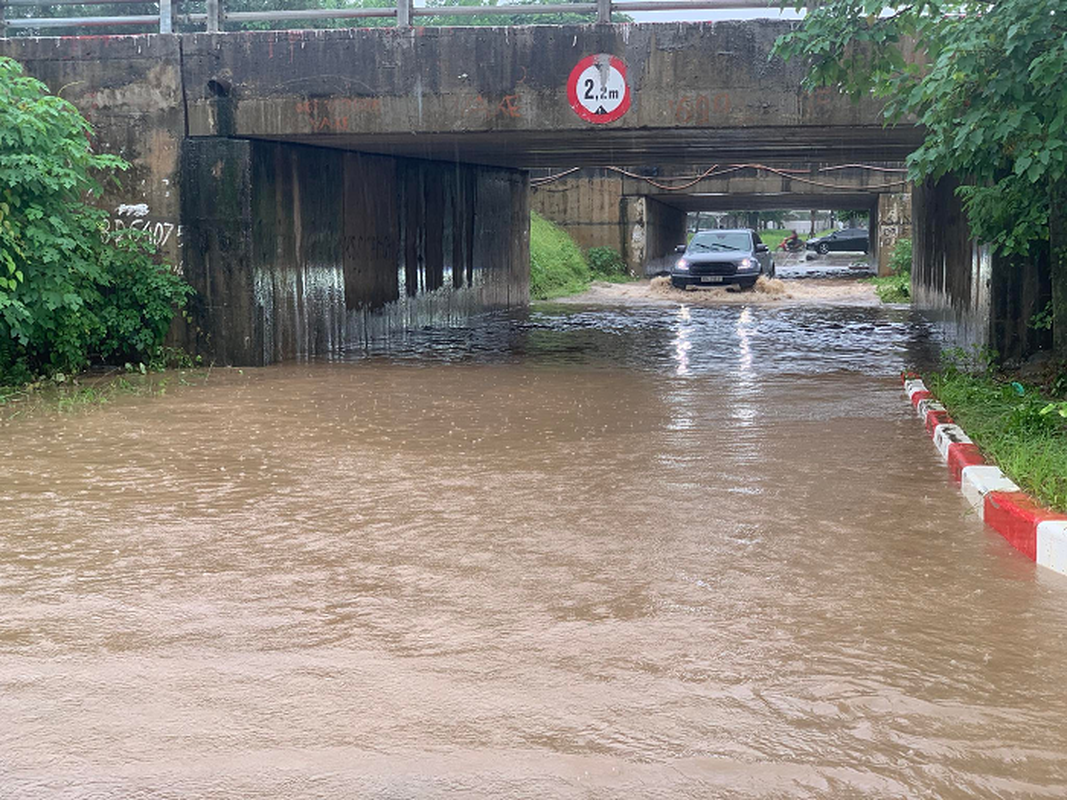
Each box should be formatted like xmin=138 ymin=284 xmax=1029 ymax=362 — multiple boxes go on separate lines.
xmin=926 ymin=356 xmax=1067 ymax=512
xmin=530 ymin=211 xmax=632 ymax=300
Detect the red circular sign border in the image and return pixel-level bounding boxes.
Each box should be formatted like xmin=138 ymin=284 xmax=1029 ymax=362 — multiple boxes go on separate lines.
xmin=567 ymin=54 xmax=631 ymax=125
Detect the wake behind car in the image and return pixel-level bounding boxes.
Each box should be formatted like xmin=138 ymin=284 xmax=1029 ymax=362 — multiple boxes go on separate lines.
xmin=671 ymin=229 xmax=775 ymax=290
xmin=806 ymin=227 xmax=870 ymax=255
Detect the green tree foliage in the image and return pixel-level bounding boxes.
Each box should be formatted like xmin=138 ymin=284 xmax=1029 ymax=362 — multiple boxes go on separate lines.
xmin=775 ymin=1 xmax=1066 ymax=253
xmin=0 ymin=57 xmax=192 ymax=383
xmin=774 ymin=0 xmax=1067 ymax=350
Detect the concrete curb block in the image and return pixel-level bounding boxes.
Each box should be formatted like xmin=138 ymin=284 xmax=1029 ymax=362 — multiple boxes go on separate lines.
xmin=961 ymin=466 xmax=1019 ymax=518
xmin=1038 ymin=521 xmax=1067 ymax=574
xmin=933 ymin=423 xmax=972 ymax=462
xmin=901 ymin=372 xmax=1067 ymax=577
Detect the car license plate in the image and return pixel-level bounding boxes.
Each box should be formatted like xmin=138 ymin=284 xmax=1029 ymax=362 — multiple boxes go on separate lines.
xmin=700 ymin=275 xmax=723 ymax=283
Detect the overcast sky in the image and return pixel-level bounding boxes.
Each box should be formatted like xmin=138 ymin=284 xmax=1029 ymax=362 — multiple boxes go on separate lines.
xmin=407 ymin=1 xmax=807 ymax=23
xmin=624 ymin=6 xmax=805 ymax=23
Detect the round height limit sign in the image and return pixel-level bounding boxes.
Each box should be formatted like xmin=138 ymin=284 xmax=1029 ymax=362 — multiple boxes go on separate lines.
xmin=567 ymin=54 xmax=631 ymax=124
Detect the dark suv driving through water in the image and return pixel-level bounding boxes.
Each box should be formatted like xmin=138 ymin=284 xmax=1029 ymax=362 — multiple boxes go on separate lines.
xmin=670 ymin=229 xmax=774 ymax=290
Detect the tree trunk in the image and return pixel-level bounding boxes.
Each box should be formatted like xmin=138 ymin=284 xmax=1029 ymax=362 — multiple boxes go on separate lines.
xmin=1052 ymin=178 xmax=1067 ymax=358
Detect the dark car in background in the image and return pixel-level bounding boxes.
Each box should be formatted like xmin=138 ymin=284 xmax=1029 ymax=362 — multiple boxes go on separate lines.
xmin=670 ymin=229 xmax=774 ymax=290
xmin=806 ymin=227 xmax=870 ymax=255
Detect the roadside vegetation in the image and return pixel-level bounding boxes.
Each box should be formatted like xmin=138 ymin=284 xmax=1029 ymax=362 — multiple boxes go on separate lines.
xmin=530 ymin=212 xmax=632 ymax=300
xmin=866 ymin=238 xmax=912 ymax=304
xmin=927 ymin=349 xmax=1067 ymax=512
xmin=0 ymin=366 xmax=216 ymax=422
xmin=0 ymin=57 xmax=192 ymax=390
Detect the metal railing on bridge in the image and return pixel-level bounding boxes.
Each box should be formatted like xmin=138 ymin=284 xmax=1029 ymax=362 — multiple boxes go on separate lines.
xmin=0 ymin=0 xmax=782 ymax=36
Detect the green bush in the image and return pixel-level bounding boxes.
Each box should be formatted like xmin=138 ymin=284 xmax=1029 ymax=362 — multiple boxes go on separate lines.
xmin=530 ymin=211 xmax=592 ymax=300
xmin=0 ymin=56 xmax=191 ymax=383
xmin=868 ymin=274 xmax=911 ymax=303
xmin=888 ymin=237 xmax=912 ymax=276
xmin=93 ymin=230 xmax=192 ymax=366
xmin=865 ymin=237 xmax=913 ymax=303
xmin=586 ymin=246 xmax=630 ymax=280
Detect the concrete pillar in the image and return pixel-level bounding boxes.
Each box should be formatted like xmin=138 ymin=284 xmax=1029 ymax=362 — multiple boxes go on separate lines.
xmin=182 ymin=138 xmax=529 ymax=366
xmin=867 ymin=202 xmax=878 ymax=270
xmin=620 ymin=196 xmax=647 ymax=276
xmin=876 ymin=192 xmax=913 ymax=276
xmin=180 ymin=138 xmax=261 ymax=366
xmin=619 ymin=196 xmax=687 ymax=278
xmin=644 ymin=197 xmax=687 ymax=276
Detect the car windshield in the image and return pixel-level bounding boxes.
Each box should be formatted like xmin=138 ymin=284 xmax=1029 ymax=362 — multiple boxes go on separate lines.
xmin=687 ymin=232 xmax=750 ymax=253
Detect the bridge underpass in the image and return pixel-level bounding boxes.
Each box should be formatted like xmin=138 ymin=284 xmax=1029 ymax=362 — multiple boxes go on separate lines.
xmin=0 ymin=20 xmax=923 ymax=365
xmin=530 ymin=165 xmax=912 ymax=277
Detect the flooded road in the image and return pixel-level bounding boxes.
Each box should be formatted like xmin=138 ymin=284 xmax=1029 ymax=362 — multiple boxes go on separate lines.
xmin=4 ymin=298 xmax=1067 ymax=798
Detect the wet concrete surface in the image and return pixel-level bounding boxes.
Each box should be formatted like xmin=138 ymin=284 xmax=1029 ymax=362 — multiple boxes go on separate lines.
xmin=3 ymin=284 xmax=1067 ymax=798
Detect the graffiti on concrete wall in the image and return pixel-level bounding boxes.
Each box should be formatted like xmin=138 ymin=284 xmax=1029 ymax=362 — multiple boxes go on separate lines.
xmin=450 ymin=93 xmax=523 ymax=121
xmin=670 ymin=93 xmax=731 ymax=125
xmin=296 ymin=97 xmax=383 ymax=132
xmin=104 ymin=203 xmax=182 ymax=250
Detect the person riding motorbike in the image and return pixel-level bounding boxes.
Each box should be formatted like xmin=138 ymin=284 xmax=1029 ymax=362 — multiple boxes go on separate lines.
xmin=778 ymin=231 xmax=803 ymax=252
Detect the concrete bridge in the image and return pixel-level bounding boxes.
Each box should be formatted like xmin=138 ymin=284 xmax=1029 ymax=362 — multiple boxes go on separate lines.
xmin=530 ymin=163 xmax=912 ymax=275
xmin=0 ymin=21 xmax=922 ymax=365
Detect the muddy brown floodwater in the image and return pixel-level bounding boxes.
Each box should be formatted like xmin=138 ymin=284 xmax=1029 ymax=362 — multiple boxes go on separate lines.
xmin=3 ymin=294 xmax=1067 ymax=798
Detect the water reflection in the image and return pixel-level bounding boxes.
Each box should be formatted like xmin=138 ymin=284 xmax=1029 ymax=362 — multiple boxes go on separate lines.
xmin=672 ymin=304 xmax=692 ymax=376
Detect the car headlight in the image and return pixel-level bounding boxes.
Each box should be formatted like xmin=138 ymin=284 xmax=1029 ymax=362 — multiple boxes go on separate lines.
xmin=738 ymin=257 xmax=756 ymax=270
xmin=675 ymin=258 xmax=690 ymax=271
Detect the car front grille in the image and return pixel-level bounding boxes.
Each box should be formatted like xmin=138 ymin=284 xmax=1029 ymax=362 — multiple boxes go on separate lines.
xmin=689 ymin=262 xmax=738 ymax=276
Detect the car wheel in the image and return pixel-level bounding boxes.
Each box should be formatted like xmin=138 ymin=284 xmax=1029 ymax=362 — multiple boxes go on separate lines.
xmin=670 ymin=278 xmax=686 ymax=290
xmin=817 ymin=243 xmax=830 ymax=256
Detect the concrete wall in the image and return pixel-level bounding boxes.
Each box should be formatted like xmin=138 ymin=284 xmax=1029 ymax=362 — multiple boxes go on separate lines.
xmin=635 ymin=197 xmax=687 ymax=277
xmin=0 ymin=35 xmax=186 ymax=271
xmin=876 ymin=193 xmax=912 ymax=276
xmin=183 ymin=139 xmax=529 ymax=365
xmin=530 ymin=174 xmax=625 ymax=255
xmin=532 ymin=173 xmax=687 ymax=277
xmin=177 ymin=23 xmax=896 ymax=149
xmin=913 ymin=178 xmax=1051 ymax=362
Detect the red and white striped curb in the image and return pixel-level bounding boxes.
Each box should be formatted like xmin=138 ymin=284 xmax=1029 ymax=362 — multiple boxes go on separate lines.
xmin=902 ymin=373 xmax=1067 ymax=576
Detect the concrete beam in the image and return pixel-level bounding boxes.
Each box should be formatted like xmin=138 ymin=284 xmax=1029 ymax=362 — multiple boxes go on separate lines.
xmin=611 ymin=163 xmax=909 ymax=197
xmin=40 ymin=21 xmax=921 ymax=167
xmin=175 ymin=23 xmax=894 ymax=145
xmin=646 ymin=192 xmax=881 ymax=212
